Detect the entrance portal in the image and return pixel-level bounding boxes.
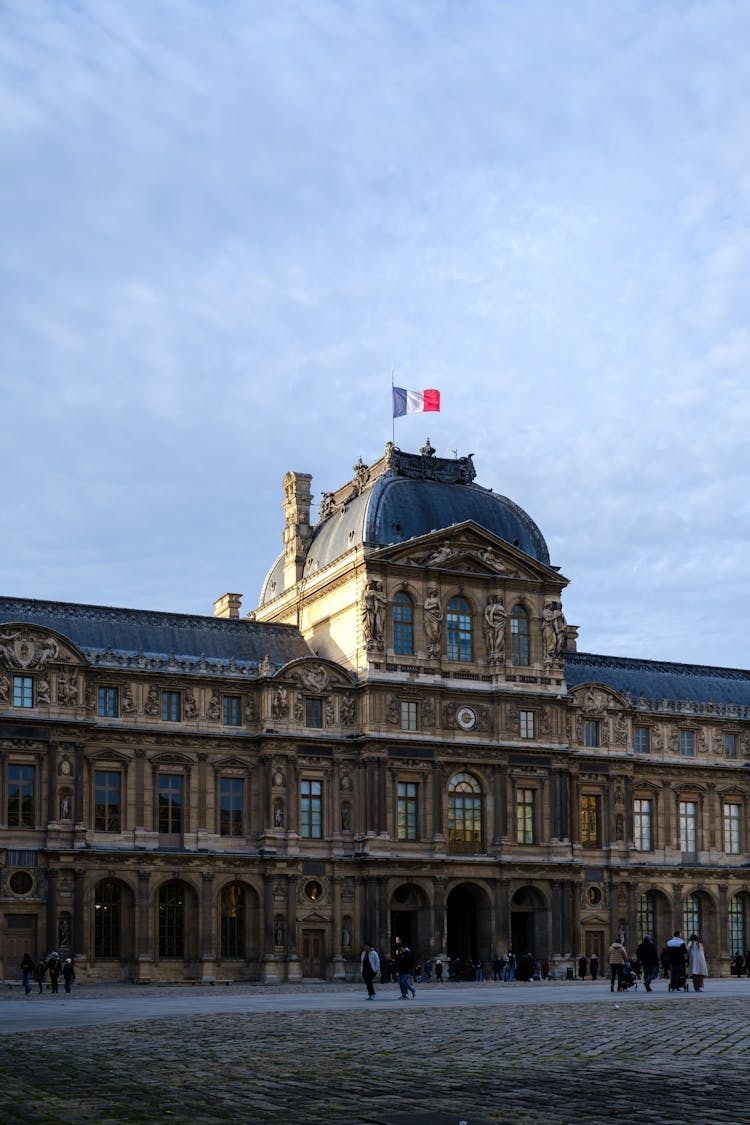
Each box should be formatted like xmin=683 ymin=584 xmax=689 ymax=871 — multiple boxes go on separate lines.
xmin=301 ymin=930 xmax=325 ymax=978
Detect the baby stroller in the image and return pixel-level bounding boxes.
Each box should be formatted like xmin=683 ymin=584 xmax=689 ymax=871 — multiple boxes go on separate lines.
xmin=620 ymin=962 xmax=638 ymax=991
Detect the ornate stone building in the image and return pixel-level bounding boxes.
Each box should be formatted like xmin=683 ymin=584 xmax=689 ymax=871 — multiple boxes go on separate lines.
xmin=1 ymin=443 xmax=749 ymax=981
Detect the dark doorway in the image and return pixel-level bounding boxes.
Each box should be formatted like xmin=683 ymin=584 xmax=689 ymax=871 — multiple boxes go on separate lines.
xmin=446 ymin=885 xmax=477 ymax=962
xmin=511 ymin=911 xmax=532 ymax=956
xmin=390 ymin=911 xmax=413 ymax=953
xmin=301 ymin=930 xmax=325 ymax=978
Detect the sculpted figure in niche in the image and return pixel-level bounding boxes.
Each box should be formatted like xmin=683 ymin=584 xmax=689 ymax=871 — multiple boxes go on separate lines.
xmin=341 ymin=804 xmax=351 ymax=831
xmin=542 ymin=601 xmax=568 ymax=664
xmin=274 ymin=802 xmax=284 ymax=828
xmin=206 ymin=692 xmax=221 ymax=721
xmin=0 ymin=674 xmax=8 ymax=703
xmin=59 ymin=793 xmax=72 ymax=820
xmin=340 ymin=694 xmax=356 ymax=726
xmin=423 ymin=587 xmax=442 ymax=657
xmin=184 ymin=688 xmax=198 ymax=719
xmin=145 ymin=685 xmax=160 ymax=716
xmin=274 ymin=918 xmax=285 ymax=946
xmin=271 ymin=686 xmax=289 ymax=720
xmin=121 ymin=686 xmax=136 ymax=714
xmin=483 ymin=595 xmax=506 ymax=662
xmin=361 ymin=581 xmax=386 ymax=649
xmin=37 ymin=677 xmax=51 ymax=705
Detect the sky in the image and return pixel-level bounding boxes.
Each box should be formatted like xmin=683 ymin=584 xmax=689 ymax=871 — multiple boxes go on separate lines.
xmin=1 ymin=0 xmax=749 ymax=669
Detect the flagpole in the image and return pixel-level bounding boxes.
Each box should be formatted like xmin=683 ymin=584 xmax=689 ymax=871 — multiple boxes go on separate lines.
xmin=391 ymin=370 xmax=395 ymax=446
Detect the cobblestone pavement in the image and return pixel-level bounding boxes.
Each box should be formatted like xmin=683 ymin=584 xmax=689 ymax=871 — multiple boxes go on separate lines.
xmin=0 ymin=980 xmax=748 ymax=1125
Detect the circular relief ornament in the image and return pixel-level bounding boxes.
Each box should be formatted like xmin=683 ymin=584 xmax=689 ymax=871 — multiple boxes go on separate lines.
xmin=586 ymin=886 xmax=602 ymax=906
xmin=9 ymin=871 xmax=33 ymax=896
xmin=456 ymin=706 xmax=477 ymax=731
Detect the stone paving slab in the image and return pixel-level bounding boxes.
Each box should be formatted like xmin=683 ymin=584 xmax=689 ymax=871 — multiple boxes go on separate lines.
xmin=0 ymin=982 xmax=748 ymax=1124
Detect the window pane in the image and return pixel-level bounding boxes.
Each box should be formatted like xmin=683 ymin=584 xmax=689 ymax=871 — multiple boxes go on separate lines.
xmin=516 ymin=788 xmax=535 ymax=844
xmin=728 ymin=897 xmax=745 ymax=957
xmin=520 ymin=711 xmax=535 ymax=739
xmin=683 ymin=893 xmax=701 ymax=937
xmin=13 ymin=676 xmax=33 ymax=708
xmin=95 ymin=880 xmax=122 ymax=958
xmin=159 ymin=774 xmax=183 ymax=834
xmin=584 ymin=720 xmax=600 ymax=748
xmin=724 ymin=734 xmax=738 ymax=760
xmin=637 ymin=892 xmax=656 ymax=940
xmin=159 ymin=882 xmax=185 ymax=958
xmin=401 ymin=701 xmax=417 ymax=731
xmin=8 ymin=765 xmax=35 ymax=828
xmin=305 ymin=698 xmax=323 ymax=728
xmin=510 ymin=606 xmax=529 ymax=666
xmin=397 ymin=782 xmax=418 ymax=840
xmin=98 ymin=687 xmax=119 ymax=717
xmin=162 ymin=692 xmax=181 ymax=722
xmin=220 ymin=778 xmax=244 ymax=836
xmin=580 ymin=794 xmax=600 ymax=847
xmin=446 ymin=597 xmax=472 ymax=662
xmin=634 ymin=727 xmax=650 ymax=754
xmin=724 ymin=802 xmax=741 ymax=854
xmin=300 ymin=779 xmax=322 ymax=838
xmin=634 ymin=798 xmax=652 ymax=851
xmin=221 ymin=883 xmax=245 ymax=958
xmin=95 ymin=770 xmax=121 ymax=832
xmin=223 ymin=695 xmax=241 ymax=726
xmin=679 ymin=800 xmax=696 ymax=851
xmin=393 ymin=593 xmax=414 ymax=656
xmin=679 ymin=731 xmax=695 ymax=757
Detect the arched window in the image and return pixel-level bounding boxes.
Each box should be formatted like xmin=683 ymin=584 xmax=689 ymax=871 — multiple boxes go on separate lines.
xmin=221 ymin=883 xmax=246 ymax=959
xmin=94 ymin=880 xmax=122 ymax=959
xmin=728 ymin=896 xmax=745 ymax=956
xmin=159 ymin=881 xmax=185 ymax=959
xmin=637 ymin=892 xmax=656 ymax=940
xmin=446 ymin=597 xmax=472 ymax=662
xmin=447 ymin=772 xmax=483 ymax=853
xmin=392 ymin=591 xmax=414 ymax=656
xmin=682 ymin=892 xmax=701 ymax=939
xmin=511 ymin=605 xmax=530 ymax=665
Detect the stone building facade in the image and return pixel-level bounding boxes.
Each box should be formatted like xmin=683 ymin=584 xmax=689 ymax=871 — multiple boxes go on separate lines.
xmin=1 ymin=443 xmax=749 ymax=982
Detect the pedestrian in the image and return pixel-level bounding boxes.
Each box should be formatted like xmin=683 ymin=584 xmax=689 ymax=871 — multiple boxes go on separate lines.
xmin=577 ymin=954 xmax=587 ymax=980
xmin=360 ymin=942 xmax=380 ymax=1000
xmin=46 ymin=951 xmax=62 ymax=994
xmin=474 ymin=958 xmax=484 ymax=982
xmin=636 ymin=934 xmax=660 ymax=992
xmin=666 ymin=930 xmax=688 ymax=990
xmin=20 ymin=953 xmax=35 ymax=995
xmin=62 ymin=957 xmax=75 ymax=994
xmin=589 ymin=953 xmax=599 ymax=980
xmin=36 ymin=957 xmax=47 ymax=995
xmin=435 ymin=959 xmax=443 ymax=982
xmin=396 ymin=945 xmax=416 ymax=999
xmin=686 ymin=934 xmax=708 ymax=992
xmin=503 ymin=952 xmax=516 ymax=982
xmin=607 ymin=938 xmax=628 ymax=992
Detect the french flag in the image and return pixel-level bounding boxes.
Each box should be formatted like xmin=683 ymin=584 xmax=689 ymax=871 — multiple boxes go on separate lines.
xmin=392 ymin=387 xmax=441 ymax=417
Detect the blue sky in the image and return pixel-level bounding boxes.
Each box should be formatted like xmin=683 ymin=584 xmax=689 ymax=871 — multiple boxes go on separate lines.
xmin=1 ymin=1 xmax=748 ymax=667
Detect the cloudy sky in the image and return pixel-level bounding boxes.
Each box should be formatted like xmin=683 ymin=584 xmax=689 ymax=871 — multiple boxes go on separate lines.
xmin=1 ymin=1 xmax=748 ymax=669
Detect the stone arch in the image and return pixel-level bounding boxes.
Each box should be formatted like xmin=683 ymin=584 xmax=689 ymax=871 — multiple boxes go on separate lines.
xmin=446 ymin=881 xmax=493 ymax=973
xmin=90 ymin=876 xmax=136 ymax=974
xmin=216 ymin=878 xmax=261 ymax=965
xmin=510 ymin=884 xmax=549 ymax=966
xmin=388 ymin=880 xmax=430 ymax=961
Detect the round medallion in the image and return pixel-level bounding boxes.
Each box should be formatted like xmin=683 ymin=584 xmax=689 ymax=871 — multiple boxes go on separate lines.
xmin=9 ymin=871 xmax=33 ymax=896
xmin=456 ymin=706 xmax=477 ymax=731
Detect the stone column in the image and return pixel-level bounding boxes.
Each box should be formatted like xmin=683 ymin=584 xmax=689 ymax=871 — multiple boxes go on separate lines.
xmin=261 ymin=872 xmax=280 ymax=983
xmin=136 ymin=869 xmax=152 ymax=982
xmin=73 ymin=869 xmax=85 ymax=961
xmin=378 ymin=760 xmax=387 ymax=834
xmin=495 ymin=879 xmax=510 ymax=953
xmin=74 ymin=742 xmax=85 ymax=825
xmin=287 ymin=875 xmax=302 ymax=981
xmin=46 ymin=868 xmax=58 ymax=952
xmin=200 ymin=872 xmax=215 ymax=981
xmin=331 ymin=875 xmax=345 ymax=980
xmin=431 ymin=876 xmax=446 ymax=958
xmin=625 ymin=882 xmax=636 ymax=956
xmin=48 ymin=741 xmax=59 ymax=824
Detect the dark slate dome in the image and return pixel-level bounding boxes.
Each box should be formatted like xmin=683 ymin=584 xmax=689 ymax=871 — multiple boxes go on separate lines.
xmin=259 ymin=445 xmax=550 ymax=605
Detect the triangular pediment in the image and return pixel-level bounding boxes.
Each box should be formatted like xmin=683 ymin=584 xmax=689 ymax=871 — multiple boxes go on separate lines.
xmin=0 ymin=623 xmax=86 ymax=669
xmin=371 ymin=522 xmax=567 ymax=585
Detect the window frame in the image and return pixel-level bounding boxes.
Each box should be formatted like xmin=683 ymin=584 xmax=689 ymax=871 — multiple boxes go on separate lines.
xmin=516 ymin=786 xmax=536 ymax=845
xmin=723 ymin=800 xmax=741 ymax=855
xmin=400 ymin=700 xmax=418 ymax=732
xmin=520 ymin=710 xmax=535 ymax=739
xmin=446 ymin=596 xmax=473 ymax=663
xmin=219 ymin=775 xmax=245 ymax=837
xmin=392 ymin=591 xmax=414 ymax=656
xmin=679 ymin=730 xmax=695 ymax=758
xmin=510 ymin=605 xmax=530 ymax=666
xmin=633 ymin=796 xmax=653 ymax=851
xmin=158 ymin=772 xmax=184 ymax=835
xmin=447 ymin=772 xmax=483 ymax=852
xmin=8 ymin=763 xmax=35 ymax=828
xmin=97 ymin=686 xmax=119 ymax=718
xmin=305 ymin=697 xmax=323 ymax=729
xmin=161 ymin=690 xmax=182 ymax=723
xmin=94 ymin=769 xmax=122 ymax=832
xmin=300 ymin=778 xmax=323 ymax=839
xmin=397 ymin=780 xmax=418 ymax=840
xmin=580 ymin=792 xmax=601 ymax=848
xmin=12 ymin=675 xmax=34 ymax=709
xmin=222 ymin=694 xmax=242 ymax=726
xmin=678 ymin=798 xmax=697 ymax=853
xmin=634 ymin=726 xmax=650 ymax=754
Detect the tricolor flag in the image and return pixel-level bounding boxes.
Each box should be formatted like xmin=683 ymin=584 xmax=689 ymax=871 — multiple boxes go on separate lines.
xmin=392 ymin=387 xmax=441 ymax=417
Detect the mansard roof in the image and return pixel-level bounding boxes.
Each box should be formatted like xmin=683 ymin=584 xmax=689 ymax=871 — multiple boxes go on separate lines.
xmin=0 ymin=596 xmax=312 ymax=678
xmin=566 ymin=650 xmax=750 ymax=715
xmin=260 ymin=443 xmax=550 ymax=604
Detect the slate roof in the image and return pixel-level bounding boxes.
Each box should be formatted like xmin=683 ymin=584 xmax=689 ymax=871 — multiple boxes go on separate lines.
xmin=0 ymin=596 xmax=313 ymax=679
xmin=260 ymin=446 xmax=550 ymax=605
xmin=566 ymin=651 xmax=750 ymax=715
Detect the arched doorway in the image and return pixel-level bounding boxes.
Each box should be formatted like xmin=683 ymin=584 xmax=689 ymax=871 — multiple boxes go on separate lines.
xmin=510 ymin=885 xmax=548 ymax=962
xmin=446 ymin=883 xmax=492 ymax=969
xmin=389 ymin=883 xmax=428 ymax=959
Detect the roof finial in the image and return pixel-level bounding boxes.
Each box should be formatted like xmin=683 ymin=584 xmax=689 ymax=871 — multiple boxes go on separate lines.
xmin=420 ymin=437 xmax=436 ymax=458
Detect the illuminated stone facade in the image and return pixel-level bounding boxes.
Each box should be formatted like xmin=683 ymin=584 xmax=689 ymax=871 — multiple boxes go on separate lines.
xmin=1 ymin=444 xmax=749 ymax=982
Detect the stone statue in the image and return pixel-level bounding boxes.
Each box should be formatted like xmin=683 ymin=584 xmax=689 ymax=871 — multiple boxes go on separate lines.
xmin=483 ymin=595 xmax=506 ymax=662
xmin=361 ymin=581 xmax=386 ymax=649
xmin=206 ymin=692 xmax=221 ymax=721
xmin=274 ymin=918 xmax=285 ymax=946
xmin=423 ymin=586 xmax=442 ymax=658
xmin=542 ymin=600 xmax=568 ymax=664
xmin=271 ymin=686 xmax=289 ymax=720
xmin=274 ymin=802 xmax=284 ymax=828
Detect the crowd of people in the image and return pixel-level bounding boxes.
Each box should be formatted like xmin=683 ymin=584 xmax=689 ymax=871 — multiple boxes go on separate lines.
xmin=20 ymin=951 xmax=74 ymax=996
xmin=604 ymin=931 xmax=709 ymax=993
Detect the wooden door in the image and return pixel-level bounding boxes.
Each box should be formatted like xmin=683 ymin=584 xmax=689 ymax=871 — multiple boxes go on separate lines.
xmin=301 ymin=930 xmax=325 ymax=978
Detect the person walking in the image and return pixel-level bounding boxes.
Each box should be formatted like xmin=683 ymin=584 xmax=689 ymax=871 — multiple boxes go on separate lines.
xmin=396 ymin=945 xmax=416 ymax=999
xmin=360 ymin=943 xmax=380 ymax=1000
xmin=35 ymin=957 xmax=47 ymax=995
xmin=46 ymin=951 xmax=62 ymax=994
xmin=666 ymin=930 xmax=688 ymax=990
xmin=686 ymin=934 xmax=708 ymax=992
xmin=636 ymin=935 xmax=660 ymax=992
xmin=20 ymin=953 xmax=35 ymax=996
xmin=62 ymin=958 xmax=76 ymax=994
xmin=577 ymin=955 xmax=587 ymax=980
xmin=589 ymin=953 xmax=599 ymax=980
xmin=607 ymin=938 xmax=628 ymax=992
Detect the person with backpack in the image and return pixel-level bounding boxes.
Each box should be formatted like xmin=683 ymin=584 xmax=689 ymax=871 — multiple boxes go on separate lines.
xmin=62 ymin=958 xmax=76 ymax=994
xmin=20 ymin=952 xmax=35 ymax=995
xmin=46 ymin=951 xmax=62 ymax=994
xmin=396 ymin=946 xmax=416 ymax=999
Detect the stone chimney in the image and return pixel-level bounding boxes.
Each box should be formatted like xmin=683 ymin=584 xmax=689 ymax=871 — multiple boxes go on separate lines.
xmin=282 ymin=471 xmax=313 ymax=589
xmin=214 ymin=593 xmax=243 ymax=619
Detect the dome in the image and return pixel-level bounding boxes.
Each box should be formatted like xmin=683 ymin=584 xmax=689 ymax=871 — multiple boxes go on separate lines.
xmin=259 ymin=445 xmax=550 ymax=605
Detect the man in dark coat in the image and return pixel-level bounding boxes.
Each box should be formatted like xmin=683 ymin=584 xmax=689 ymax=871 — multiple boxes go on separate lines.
xmin=636 ymin=935 xmax=660 ymax=991
xmin=396 ymin=946 xmax=416 ymax=998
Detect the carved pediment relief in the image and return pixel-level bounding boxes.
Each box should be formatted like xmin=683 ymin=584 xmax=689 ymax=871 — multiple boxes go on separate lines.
xmin=572 ymin=684 xmax=628 ymax=714
xmin=0 ymin=626 xmax=82 ymax=669
xmin=280 ymin=658 xmax=353 ymax=692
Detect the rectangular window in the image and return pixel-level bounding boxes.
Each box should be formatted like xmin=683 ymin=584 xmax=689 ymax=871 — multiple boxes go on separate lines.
xmin=634 ymin=727 xmax=650 ymax=754
xmin=516 ymin=787 xmax=536 ymax=845
xmin=520 ymin=710 xmax=535 ymax=739
xmin=223 ymin=695 xmax=241 ymax=726
xmin=679 ymin=730 xmax=695 ymax=758
xmin=584 ymin=720 xmax=600 ymax=748
xmin=97 ymin=686 xmax=119 ymax=718
xmin=724 ymin=734 xmax=738 ymax=760
xmin=305 ymin=698 xmax=323 ymax=729
xmin=161 ymin=691 xmax=181 ymax=722
xmin=637 ymin=892 xmax=656 ymax=940
xmin=397 ymin=781 xmax=418 ymax=840
xmin=401 ymin=701 xmax=418 ymax=732
xmin=300 ymin=779 xmax=322 ymax=839
xmin=94 ymin=770 xmax=121 ymax=832
xmin=220 ymin=777 xmax=244 ymax=836
xmin=158 ymin=774 xmax=184 ymax=834
xmin=633 ymin=798 xmax=653 ymax=851
xmin=724 ymin=802 xmax=741 ymax=855
xmin=580 ymin=794 xmax=601 ymax=848
xmin=679 ymin=799 xmax=697 ymax=853
xmin=8 ymin=764 xmax=35 ymax=828
xmin=12 ymin=676 xmax=33 ymax=708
